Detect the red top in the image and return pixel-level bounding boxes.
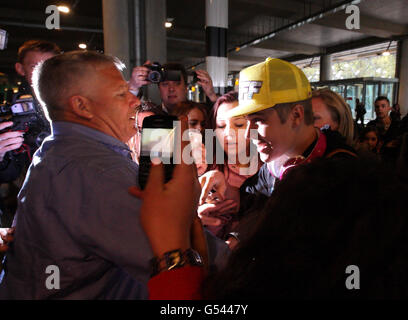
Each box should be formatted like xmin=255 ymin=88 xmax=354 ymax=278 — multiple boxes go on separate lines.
xmin=148 ymin=265 xmax=205 ymax=300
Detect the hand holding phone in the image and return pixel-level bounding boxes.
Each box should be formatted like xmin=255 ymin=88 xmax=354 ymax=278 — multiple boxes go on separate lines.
xmin=130 ymin=117 xmax=205 ymax=262
xmin=138 ymin=115 xmax=178 ymax=189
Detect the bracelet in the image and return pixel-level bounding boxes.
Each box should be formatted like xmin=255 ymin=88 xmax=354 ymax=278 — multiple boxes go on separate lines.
xmin=150 ymin=248 xmax=204 ymax=277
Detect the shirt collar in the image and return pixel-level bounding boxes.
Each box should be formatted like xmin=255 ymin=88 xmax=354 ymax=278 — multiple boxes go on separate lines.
xmin=51 ymin=121 xmax=132 ymax=158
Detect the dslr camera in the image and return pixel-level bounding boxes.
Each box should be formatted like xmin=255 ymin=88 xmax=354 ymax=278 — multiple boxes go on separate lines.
xmin=145 ymin=62 xmax=182 ymax=83
xmin=0 ymin=97 xmax=50 ymax=150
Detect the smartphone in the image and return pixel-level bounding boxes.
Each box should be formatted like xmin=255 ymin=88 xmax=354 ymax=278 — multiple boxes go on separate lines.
xmin=138 ymin=115 xmax=178 ymax=189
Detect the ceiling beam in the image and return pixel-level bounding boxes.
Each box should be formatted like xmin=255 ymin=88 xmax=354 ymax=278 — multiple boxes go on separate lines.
xmin=233 ymin=0 xmax=323 ymax=17
xmin=230 ymin=2 xmax=294 ymax=28
xmin=227 ymin=54 xmax=265 ymax=64
xmin=313 ymin=12 xmax=408 ymax=38
xmin=283 ymin=36 xmax=408 ymax=63
xmin=230 ymin=0 xmax=327 ymax=30
xmin=253 ymin=39 xmax=325 ymax=55
xmin=225 ymin=0 xmax=359 ymax=54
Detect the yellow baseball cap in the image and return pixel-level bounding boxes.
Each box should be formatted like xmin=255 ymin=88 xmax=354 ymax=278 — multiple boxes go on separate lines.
xmin=228 ymin=58 xmax=312 ymax=117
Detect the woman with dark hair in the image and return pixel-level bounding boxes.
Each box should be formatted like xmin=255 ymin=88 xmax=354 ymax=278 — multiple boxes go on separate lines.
xmin=171 ymin=101 xmax=209 ymax=176
xmin=171 ymin=101 xmax=208 ymax=135
xmin=359 ymin=126 xmax=381 ymax=154
xmin=197 ymin=91 xmax=261 ymax=242
xmin=354 ymin=126 xmax=384 ymax=165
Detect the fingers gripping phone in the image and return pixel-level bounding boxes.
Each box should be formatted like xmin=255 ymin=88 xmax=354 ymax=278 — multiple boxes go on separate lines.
xmin=138 ymin=115 xmax=178 ymax=189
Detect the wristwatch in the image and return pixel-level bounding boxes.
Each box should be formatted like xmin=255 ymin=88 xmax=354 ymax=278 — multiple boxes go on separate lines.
xmin=150 ymin=248 xmax=204 ymax=277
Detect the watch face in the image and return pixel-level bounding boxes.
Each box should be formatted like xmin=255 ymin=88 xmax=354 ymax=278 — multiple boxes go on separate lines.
xmin=151 ymin=248 xmax=204 ymax=276
xmin=167 ymin=250 xmax=183 ymax=270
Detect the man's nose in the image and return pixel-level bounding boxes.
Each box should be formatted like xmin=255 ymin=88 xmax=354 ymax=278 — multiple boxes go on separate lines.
xmin=245 ymin=121 xmax=255 ymax=140
xmin=224 ymin=126 xmax=235 ymax=140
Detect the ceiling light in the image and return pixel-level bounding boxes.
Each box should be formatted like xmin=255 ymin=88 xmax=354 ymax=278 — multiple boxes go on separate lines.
xmin=78 ymin=43 xmax=87 ymax=49
xmin=381 ymin=41 xmax=392 ymax=56
xmin=165 ymin=18 xmax=174 ymax=29
xmin=58 ymin=5 xmax=70 ymax=13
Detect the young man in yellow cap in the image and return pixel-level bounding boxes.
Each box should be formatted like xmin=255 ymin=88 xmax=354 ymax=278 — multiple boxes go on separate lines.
xmin=230 ymin=58 xmax=356 ymax=197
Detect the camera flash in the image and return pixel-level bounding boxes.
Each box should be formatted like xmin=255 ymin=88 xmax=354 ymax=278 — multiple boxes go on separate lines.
xmin=58 ymin=6 xmax=70 ymax=13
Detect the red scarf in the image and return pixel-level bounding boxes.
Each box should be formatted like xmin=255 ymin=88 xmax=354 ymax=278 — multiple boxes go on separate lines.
xmin=268 ymin=131 xmax=327 ymax=180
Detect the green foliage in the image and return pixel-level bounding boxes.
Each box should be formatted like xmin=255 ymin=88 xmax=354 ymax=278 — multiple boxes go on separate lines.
xmin=302 ymin=54 xmax=396 ymax=82
xmin=303 ymin=66 xmax=320 ymax=82
xmin=332 ymin=55 xmax=396 ymax=79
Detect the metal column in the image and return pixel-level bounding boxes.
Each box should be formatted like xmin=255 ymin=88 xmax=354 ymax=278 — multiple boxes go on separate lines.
xmin=205 ymin=0 xmax=228 ymax=95
xmin=102 ymin=0 xmax=166 ymax=103
xmin=145 ymin=0 xmax=167 ymax=104
xmin=102 ymin=0 xmax=131 ymax=79
xmin=320 ymin=54 xmax=332 ymax=82
xmin=397 ymin=40 xmax=408 ymax=117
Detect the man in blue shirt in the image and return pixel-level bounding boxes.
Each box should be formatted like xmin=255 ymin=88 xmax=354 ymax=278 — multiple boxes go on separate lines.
xmin=0 ymin=51 xmax=153 ymax=299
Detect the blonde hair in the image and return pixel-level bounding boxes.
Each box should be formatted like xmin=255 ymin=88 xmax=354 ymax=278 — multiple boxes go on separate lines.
xmin=312 ymin=88 xmax=354 ymax=145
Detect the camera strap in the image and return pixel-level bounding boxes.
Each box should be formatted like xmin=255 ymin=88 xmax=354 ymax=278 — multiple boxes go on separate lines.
xmin=13 ymin=144 xmax=32 ymax=162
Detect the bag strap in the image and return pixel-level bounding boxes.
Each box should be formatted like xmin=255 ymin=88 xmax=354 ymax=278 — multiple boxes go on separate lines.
xmin=326 ymin=148 xmax=357 ymax=159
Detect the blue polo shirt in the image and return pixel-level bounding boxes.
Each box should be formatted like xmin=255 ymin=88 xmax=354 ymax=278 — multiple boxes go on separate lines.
xmin=0 ymin=122 xmax=152 ymax=299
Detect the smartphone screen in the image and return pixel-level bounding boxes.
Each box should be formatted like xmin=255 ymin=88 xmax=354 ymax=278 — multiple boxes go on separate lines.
xmin=138 ymin=115 xmax=178 ymax=189
xmin=140 ymin=127 xmax=175 ymax=160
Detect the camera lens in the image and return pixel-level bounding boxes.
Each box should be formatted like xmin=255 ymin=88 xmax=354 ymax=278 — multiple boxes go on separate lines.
xmin=148 ymin=71 xmax=162 ymax=83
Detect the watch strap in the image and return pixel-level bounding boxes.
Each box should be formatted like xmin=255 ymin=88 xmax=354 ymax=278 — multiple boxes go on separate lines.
xmin=150 ymin=248 xmax=204 ymax=277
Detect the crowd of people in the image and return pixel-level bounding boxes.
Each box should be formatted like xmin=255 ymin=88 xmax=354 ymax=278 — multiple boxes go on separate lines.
xmin=0 ymin=39 xmax=408 ymax=299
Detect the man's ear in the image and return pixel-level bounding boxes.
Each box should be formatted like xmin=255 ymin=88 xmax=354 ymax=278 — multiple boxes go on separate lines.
xmin=290 ymin=104 xmax=305 ymax=127
xmin=15 ymin=63 xmax=25 ymax=77
xmin=68 ymin=95 xmax=94 ymax=120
